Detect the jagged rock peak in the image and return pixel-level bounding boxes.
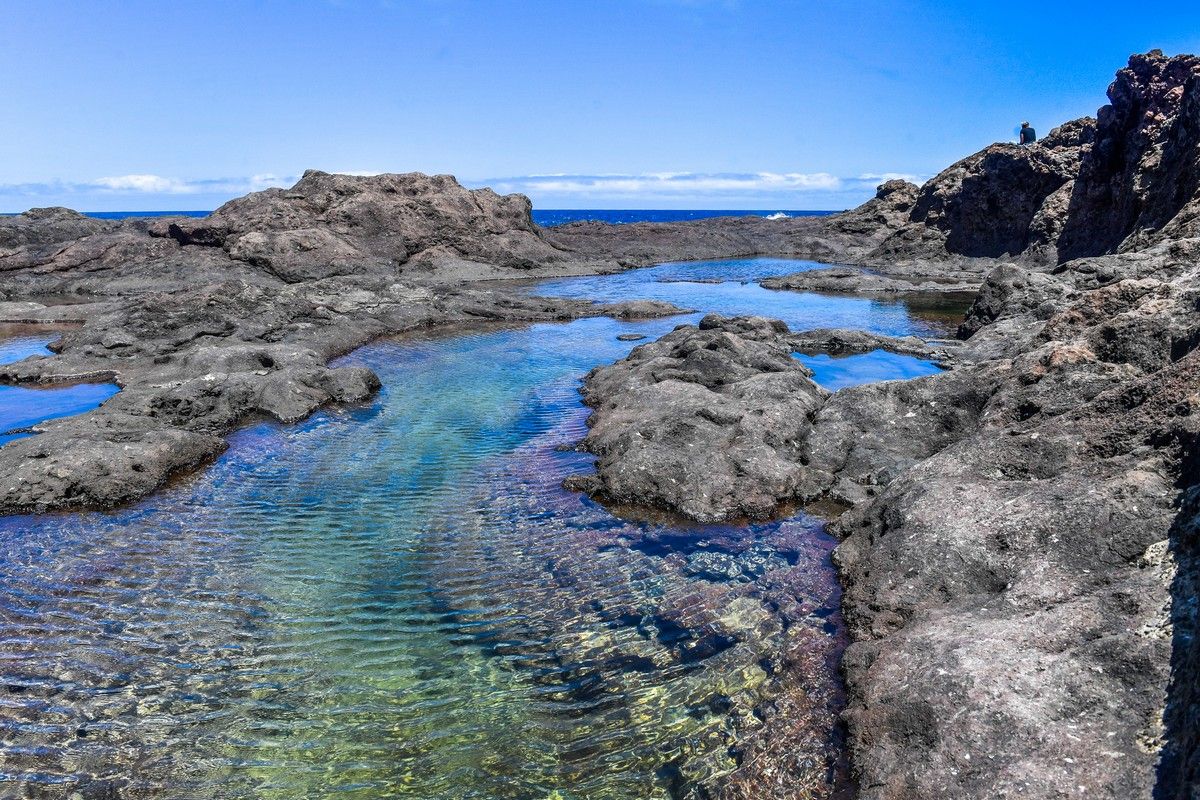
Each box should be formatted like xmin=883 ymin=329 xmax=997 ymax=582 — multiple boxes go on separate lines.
xmin=865 ymin=50 xmax=1200 ymax=265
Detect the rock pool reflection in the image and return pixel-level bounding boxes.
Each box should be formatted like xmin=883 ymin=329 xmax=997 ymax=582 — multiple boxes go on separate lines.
xmin=0 ymin=325 xmax=120 ymax=444
xmin=796 ymin=349 xmax=944 ymax=391
xmin=0 ymin=324 xmax=56 ymax=364
xmin=0 ymin=383 xmax=122 ymax=444
xmin=0 ymin=259 xmax=967 ymax=798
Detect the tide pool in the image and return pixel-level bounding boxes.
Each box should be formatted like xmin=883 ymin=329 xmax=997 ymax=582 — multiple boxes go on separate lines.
xmin=0 ymin=325 xmax=120 ymax=444
xmin=796 ymin=349 xmax=944 ymax=391
xmin=0 ymin=259 xmax=968 ymax=798
xmin=0 ymin=382 xmax=121 ymax=444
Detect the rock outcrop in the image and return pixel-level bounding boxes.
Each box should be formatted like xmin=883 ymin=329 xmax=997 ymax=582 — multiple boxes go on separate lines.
xmin=157 ymin=170 xmax=575 ymax=282
xmin=866 ymin=50 xmax=1200 ymax=266
xmin=567 ymin=314 xmax=959 ymax=521
xmin=0 ymin=171 xmax=612 ymax=297
xmin=564 ymin=314 xmax=830 ymax=522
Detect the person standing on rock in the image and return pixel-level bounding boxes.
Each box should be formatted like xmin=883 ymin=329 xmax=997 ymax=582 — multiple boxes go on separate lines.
xmin=1019 ymin=121 xmax=1037 ymax=145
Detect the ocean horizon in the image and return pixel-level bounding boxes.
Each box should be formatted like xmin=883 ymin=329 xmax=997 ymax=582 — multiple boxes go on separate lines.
xmin=0 ymin=208 xmax=841 ymax=226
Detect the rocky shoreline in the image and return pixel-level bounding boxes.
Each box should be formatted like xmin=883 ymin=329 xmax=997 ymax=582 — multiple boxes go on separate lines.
xmin=1 ymin=50 xmax=1198 ymax=799
xmin=561 ymin=51 xmax=1200 ymax=798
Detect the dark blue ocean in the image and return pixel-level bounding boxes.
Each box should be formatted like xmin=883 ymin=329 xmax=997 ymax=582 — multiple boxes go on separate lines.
xmin=72 ymin=209 xmax=836 ymax=225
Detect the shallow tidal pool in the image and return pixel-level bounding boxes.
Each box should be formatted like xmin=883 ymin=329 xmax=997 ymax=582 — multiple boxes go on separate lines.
xmin=795 ymin=349 xmax=943 ymax=391
xmin=0 ymin=259 xmax=968 ymax=798
xmin=0 ymin=325 xmax=121 ymax=444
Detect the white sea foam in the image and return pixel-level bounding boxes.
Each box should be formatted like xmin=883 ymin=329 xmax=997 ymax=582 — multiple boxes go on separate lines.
xmin=765 ymin=212 xmax=790 ymax=220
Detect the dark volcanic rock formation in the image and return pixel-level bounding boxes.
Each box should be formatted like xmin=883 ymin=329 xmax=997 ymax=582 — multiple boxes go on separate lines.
xmin=1058 ymin=51 xmax=1200 ymax=258
xmin=567 ymin=314 xmax=958 ymax=521
xmin=870 ymin=118 xmax=1096 ymax=263
xmin=564 ymin=314 xmax=830 ymax=522
xmin=158 ymin=170 xmax=575 ymax=282
xmin=563 ymin=50 xmax=1200 ymax=800
xmin=869 ymin=50 xmax=1200 ymax=266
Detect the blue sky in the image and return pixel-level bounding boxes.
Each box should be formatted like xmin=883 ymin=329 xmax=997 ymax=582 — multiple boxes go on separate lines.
xmin=3 ymin=0 xmax=1198 ymax=212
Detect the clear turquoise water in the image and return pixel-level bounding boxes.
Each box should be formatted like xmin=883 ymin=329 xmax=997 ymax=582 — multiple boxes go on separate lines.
xmin=0 ymin=259 xmax=968 ymax=798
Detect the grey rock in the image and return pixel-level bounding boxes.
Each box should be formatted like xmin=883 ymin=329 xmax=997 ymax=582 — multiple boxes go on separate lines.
xmin=567 ymin=314 xmax=833 ymax=523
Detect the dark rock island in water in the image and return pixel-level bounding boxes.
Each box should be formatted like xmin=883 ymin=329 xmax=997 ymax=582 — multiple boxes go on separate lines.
xmin=1 ymin=50 xmax=1199 ymax=799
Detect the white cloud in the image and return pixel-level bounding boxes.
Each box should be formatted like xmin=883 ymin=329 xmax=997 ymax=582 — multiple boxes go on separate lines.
xmin=92 ymin=174 xmax=193 ymax=193
xmin=485 ymin=171 xmax=845 ymax=197
xmin=247 ymin=173 xmax=292 ymax=191
xmin=0 ymin=174 xmax=298 ymax=198
xmin=2 ymin=168 xmax=919 ymax=212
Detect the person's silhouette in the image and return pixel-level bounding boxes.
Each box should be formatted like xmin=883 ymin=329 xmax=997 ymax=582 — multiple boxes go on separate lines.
xmin=1020 ymin=121 xmax=1037 ymax=145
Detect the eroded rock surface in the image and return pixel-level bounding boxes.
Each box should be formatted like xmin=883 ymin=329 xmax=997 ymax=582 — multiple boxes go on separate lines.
xmin=564 ymin=315 xmax=829 ymax=522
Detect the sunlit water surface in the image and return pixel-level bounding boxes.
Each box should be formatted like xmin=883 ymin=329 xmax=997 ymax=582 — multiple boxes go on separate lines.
xmin=0 ymin=259 xmax=967 ymax=798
